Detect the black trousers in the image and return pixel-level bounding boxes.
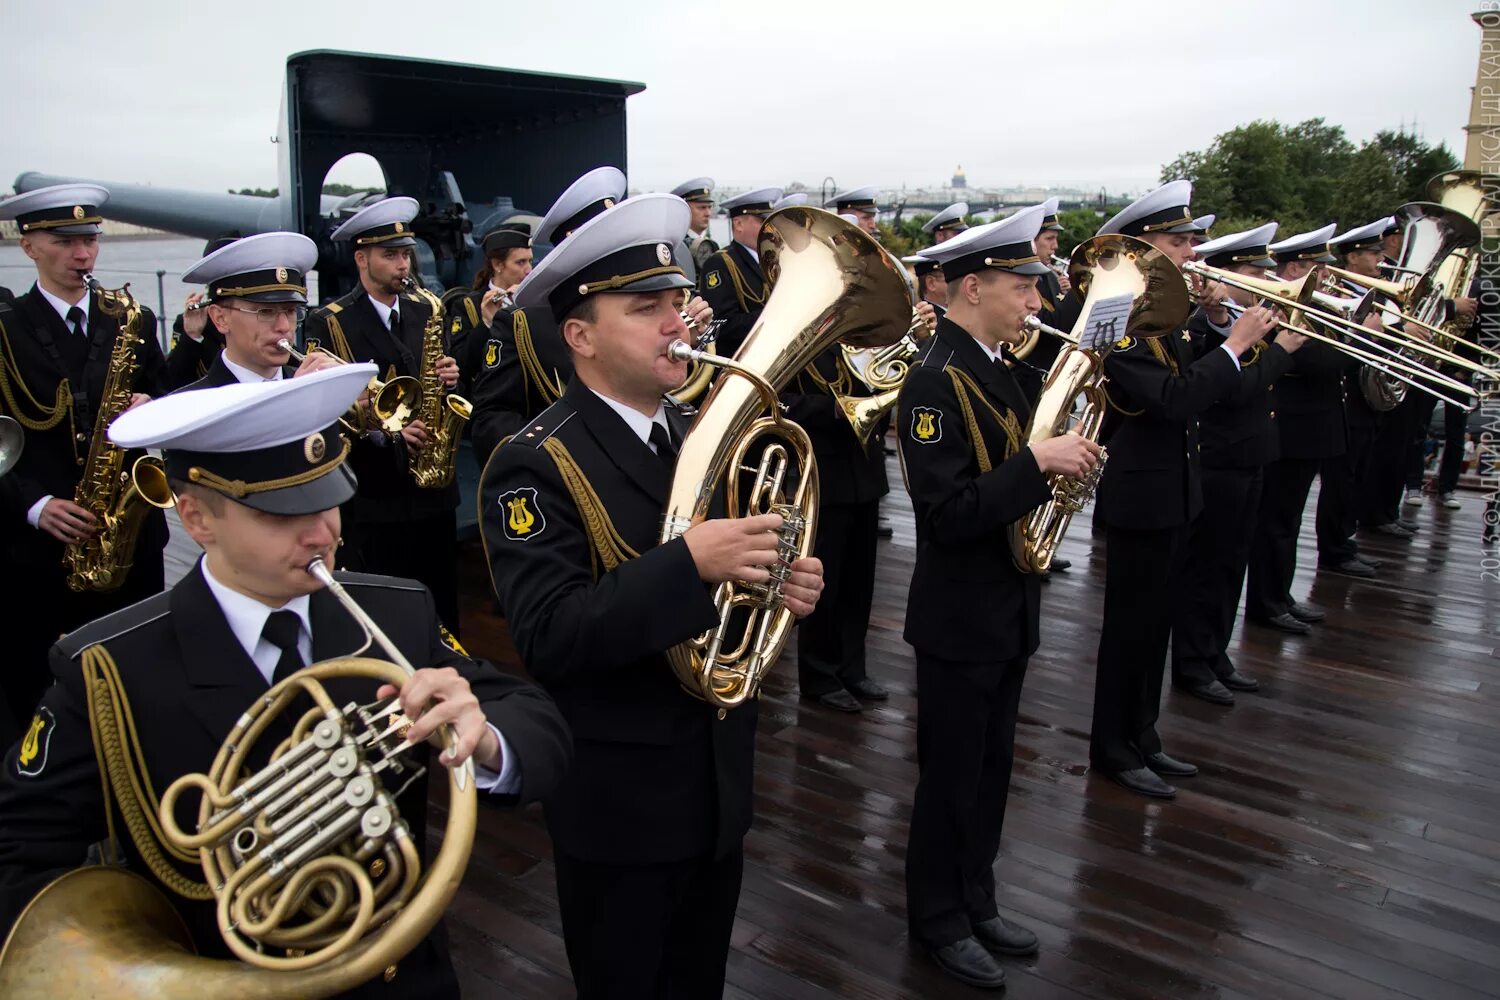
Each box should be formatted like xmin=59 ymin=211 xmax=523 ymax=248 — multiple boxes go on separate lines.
xmin=1407 ymin=391 xmax=1469 ymax=494
xmin=797 ymin=500 xmax=878 ymax=697
xmin=1172 ymin=466 xmax=1262 ymax=688
xmin=1091 ymin=523 xmax=1188 ymax=773
xmin=341 ymin=509 xmax=459 ymax=634
xmin=6 ymin=544 xmax=165 ymax=737
xmin=553 ymin=849 xmax=744 ymax=1000
xmin=1248 ymin=457 xmax=1319 ymax=618
xmin=906 ymin=650 xmax=1028 ymax=947
xmin=1316 ymin=418 xmax=1380 ymax=562
xmin=1369 ymin=399 xmax=1417 ymax=524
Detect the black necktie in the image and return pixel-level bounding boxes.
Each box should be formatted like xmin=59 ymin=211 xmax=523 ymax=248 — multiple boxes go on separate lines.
xmin=66 ymin=305 xmax=85 ymax=337
xmin=648 ymin=421 xmax=677 ymax=471
xmin=261 ymin=610 xmax=305 ymax=684
xmin=388 ymin=308 xmax=400 ymax=331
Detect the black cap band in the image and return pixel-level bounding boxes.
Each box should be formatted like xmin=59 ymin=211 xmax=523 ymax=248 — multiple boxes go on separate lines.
xmin=209 ymin=266 xmax=308 ymax=303
xmin=728 ymin=202 xmax=775 ymax=218
xmin=836 ymin=199 xmax=878 ymax=213
xmin=482 ymin=224 xmax=532 ymax=256
xmin=167 ymin=425 xmax=356 ymax=514
xmin=16 ymin=204 xmax=103 ymax=234
xmin=1123 ymin=205 xmax=1195 ymax=236
xmin=940 ymin=240 xmax=1049 ymax=281
xmin=547 ymin=242 xmax=691 ymax=321
xmin=548 ymin=198 xmax=617 ymax=244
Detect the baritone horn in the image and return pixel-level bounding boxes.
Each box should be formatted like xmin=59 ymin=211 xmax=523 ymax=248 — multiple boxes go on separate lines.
xmin=278 ymin=339 xmax=422 ymax=434
xmin=1010 ymin=234 xmax=1189 ymax=574
xmin=661 ymin=207 xmax=910 ymax=707
xmin=0 ymin=559 xmax=475 ymax=1000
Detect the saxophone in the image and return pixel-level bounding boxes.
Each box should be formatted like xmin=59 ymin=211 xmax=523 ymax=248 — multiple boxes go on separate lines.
xmin=65 ymin=275 xmax=174 ymax=592
xmin=1009 ymin=236 xmax=1190 ymax=574
xmin=401 ymin=277 xmax=473 ymax=489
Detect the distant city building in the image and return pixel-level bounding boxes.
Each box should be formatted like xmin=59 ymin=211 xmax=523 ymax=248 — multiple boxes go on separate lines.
xmin=951 ymin=165 xmax=967 ymax=189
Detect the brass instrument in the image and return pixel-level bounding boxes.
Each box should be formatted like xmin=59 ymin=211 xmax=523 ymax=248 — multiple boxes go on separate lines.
xmin=669 ymin=297 xmax=720 ymax=404
xmin=65 ymin=275 xmax=175 ymax=592
xmin=0 ymin=559 xmax=475 ymax=1000
xmin=0 ymin=415 xmax=22 ymax=476
xmin=660 ymin=207 xmax=909 ymax=707
xmin=1321 ymin=266 xmax=1500 ymax=378
xmin=1184 ymin=263 xmax=1480 ymax=411
xmin=835 ymin=308 xmax=928 ymax=444
xmin=277 ymin=339 xmax=423 ymax=435
xmin=1010 ymin=235 xmax=1189 ymax=574
xmin=400 ymin=277 xmax=473 ymax=489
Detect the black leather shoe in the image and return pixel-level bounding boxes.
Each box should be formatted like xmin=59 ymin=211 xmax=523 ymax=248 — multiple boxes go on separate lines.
xmin=1050 ymin=557 xmax=1072 ymax=572
xmin=1256 ymin=611 xmax=1312 ymax=633
xmin=1105 ymin=767 xmax=1176 ymax=798
xmin=1397 ymin=517 xmax=1420 ymax=532
xmin=1145 ymin=751 xmax=1198 ymax=777
xmin=1352 ymin=554 xmax=1382 ymax=570
xmin=847 ymin=677 xmax=889 ymax=701
xmin=1286 ymin=601 xmax=1325 ymax=623
xmin=923 ymin=937 xmax=1007 ymax=990
xmin=1179 ymin=679 xmax=1234 ymax=705
xmin=972 ymin=916 xmax=1039 ymax=957
xmin=1371 ymin=521 xmax=1414 ymax=538
xmin=1322 ymin=559 xmax=1376 ymax=580
xmin=1221 ymin=670 xmax=1260 ymax=692
xmin=812 ymin=690 xmax=862 ymax=713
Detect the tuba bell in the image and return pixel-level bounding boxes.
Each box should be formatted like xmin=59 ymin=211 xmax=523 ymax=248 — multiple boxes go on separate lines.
xmin=1009 ymin=235 xmax=1189 ymax=574
xmin=0 ymin=560 xmax=476 ymax=1000
xmin=660 ymin=207 xmax=910 ymax=707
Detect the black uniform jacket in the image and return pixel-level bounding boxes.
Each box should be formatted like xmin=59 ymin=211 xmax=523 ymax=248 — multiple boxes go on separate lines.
xmin=164 ymin=313 xmax=225 ymax=391
xmin=468 ymin=306 xmax=573 ymax=466
xmin=442 ymin=289 xmax=488 ymax=400
xmin=1095 ymin=319 xmax=1239 ymax=530
xmin=1185 ymin=310 xmax=1293 ymax=469
xmin=0 ymin=565 xmax=569 ymax=998
xmin=1274 ymin=329 xmax=1354 ymax=461
xmin=480 ymin=378 xmax=756 ymax=865
xmin=0 ymin=285 xmax=168 ymax=567
xmin=781 ymin=346 xmax=889 ymax=506
xmin=698 ymin=241 xmax=766 ymax=359
xmin=303 ymin=288 xmax=457 ymax=521
xmin=897 ymin=319 xmax=1053 ymax=663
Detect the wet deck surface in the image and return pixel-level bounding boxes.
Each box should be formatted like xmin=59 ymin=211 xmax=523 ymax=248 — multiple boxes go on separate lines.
xmin=440 ymin=456 xmax=1500 ymax=999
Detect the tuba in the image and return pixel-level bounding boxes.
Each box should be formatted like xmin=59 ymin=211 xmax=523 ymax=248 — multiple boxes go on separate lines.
xmin=1009 ymin=235 xmax=1189 ymax=574
xmin=65 ymin=275 xmax=175 ymax=592
xmin=0 ymin=560 xmax=475 ymax=1000
xmin=402 ymin=277 xmax=473 ymax=489
xmin=661 ymin=207 xmax=910 ymax=707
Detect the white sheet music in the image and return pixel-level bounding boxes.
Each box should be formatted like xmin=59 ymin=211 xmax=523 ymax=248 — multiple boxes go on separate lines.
xmin=1079 ymin=294 xmax=1134 ymax=351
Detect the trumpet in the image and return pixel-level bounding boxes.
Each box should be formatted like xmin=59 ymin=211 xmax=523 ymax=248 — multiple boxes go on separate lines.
xmin=277 ymin=339 xmax=423 ymax=434
xmin=1049 ymin=253 xmax=1070 ymax=275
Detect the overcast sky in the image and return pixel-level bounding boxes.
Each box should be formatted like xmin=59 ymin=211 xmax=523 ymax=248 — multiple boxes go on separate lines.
xmin=0 ymin=0 xmax=1488 ymax=202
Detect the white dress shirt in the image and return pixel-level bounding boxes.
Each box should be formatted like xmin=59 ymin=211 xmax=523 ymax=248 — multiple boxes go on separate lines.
xmin=588 ymin=388 xmax=672 ymax=452
xmin=1203 ymin=312 xmax=1243 ymax=370
xmin=26 ymin=286 xmax=93 ymax=527
xmin=222 ymin=353 xmax=284 ymax=383
xmin=199 ymin=558 xmax=519 ymax=794
xmin=35 ymin=283 xmax=90 ymax=337
xmin=368 ymin=294 xmax=400 ymax=330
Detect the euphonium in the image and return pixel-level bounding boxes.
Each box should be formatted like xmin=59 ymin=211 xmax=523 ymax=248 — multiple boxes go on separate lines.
xmin=661 ymin=207 xmax=910 ymax=707
xmin=0 ymin=415 xmax=23 ymax=477
xmin=1009 ymin=235 xmax=1189 ymax=574
xmin=835 ymin=308 xmax=926 ymax=444
xmin=401 ymin=277 xmax=473 ymax=489
xmin=65 ymin=275 xmax=175 ymax=592
xmin=277 ymin=339 xmax=423 ymax=436
xmin=0 ymin=560 xmax=476 ymax=1000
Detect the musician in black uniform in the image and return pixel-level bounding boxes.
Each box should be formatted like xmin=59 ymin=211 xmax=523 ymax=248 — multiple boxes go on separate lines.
xmin=1086 ymin=181 xmax=1273 ymax=799
xmin=163 ymin=234 xmax=241 ymax=390
xmin=1246 ymin=225 xmax=1353 ymax=632
xmin=175 ymin=232 xmax=342 ymax=390
xmin=480 ymin=194 xmax=825 ymax=999
xmin=781 ymin=190 xmax=893 ymax=713
xmin=906 ymin=254 xmax=948 ymax=325
xmin=1405 ymin=274 xmax=1480 ymax=510
xmin=1015 ymin=197 xmax=1074 ymax=407
xmin=670 ymin=177 xmax=719 ymax=284
xmin=0 ymin=184 xmax=168 ymax=739
xmin=826 ymin=186 xmax=881 ymax=236
xmin=301 ymin=197 xmax=463 ymax=631
xmin=697 ymin=186 xmax=783 ymax=359
xmin=898 ymin=205 xmax=1101 ymax=990
xmin=446 ymin=221 xmax=533 ymax=399
xmin=0 ymin=368 xmax=570 ymax=999
xmin=1170 ymin=224 xmax=1306 ymax=705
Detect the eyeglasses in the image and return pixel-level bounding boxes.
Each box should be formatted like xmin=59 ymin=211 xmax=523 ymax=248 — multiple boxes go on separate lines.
xmin=218 ymin=303 xmax=308 ymax=324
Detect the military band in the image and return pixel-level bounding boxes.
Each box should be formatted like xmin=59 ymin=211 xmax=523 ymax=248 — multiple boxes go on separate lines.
xmin=0 ymin=161 xmax=1489 ymax=999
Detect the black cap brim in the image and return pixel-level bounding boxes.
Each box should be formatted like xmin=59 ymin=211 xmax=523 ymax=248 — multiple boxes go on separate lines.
xmin=1012 ymin=261 xmax=1053 ymax=276
xmin=235 ymin=462 xmax=357 ymax=515
xmin=621 ymin=272 xmax=695 ymax=294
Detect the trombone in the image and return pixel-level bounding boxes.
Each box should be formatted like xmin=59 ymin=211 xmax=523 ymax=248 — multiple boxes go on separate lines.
xmin=1321 ymin=265 xmax=1500 ymax=369
xmin=1184 ymin=266 xmax=1480 ymax=411
xmin=277 ymin=338 xmax=423 ymax=434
